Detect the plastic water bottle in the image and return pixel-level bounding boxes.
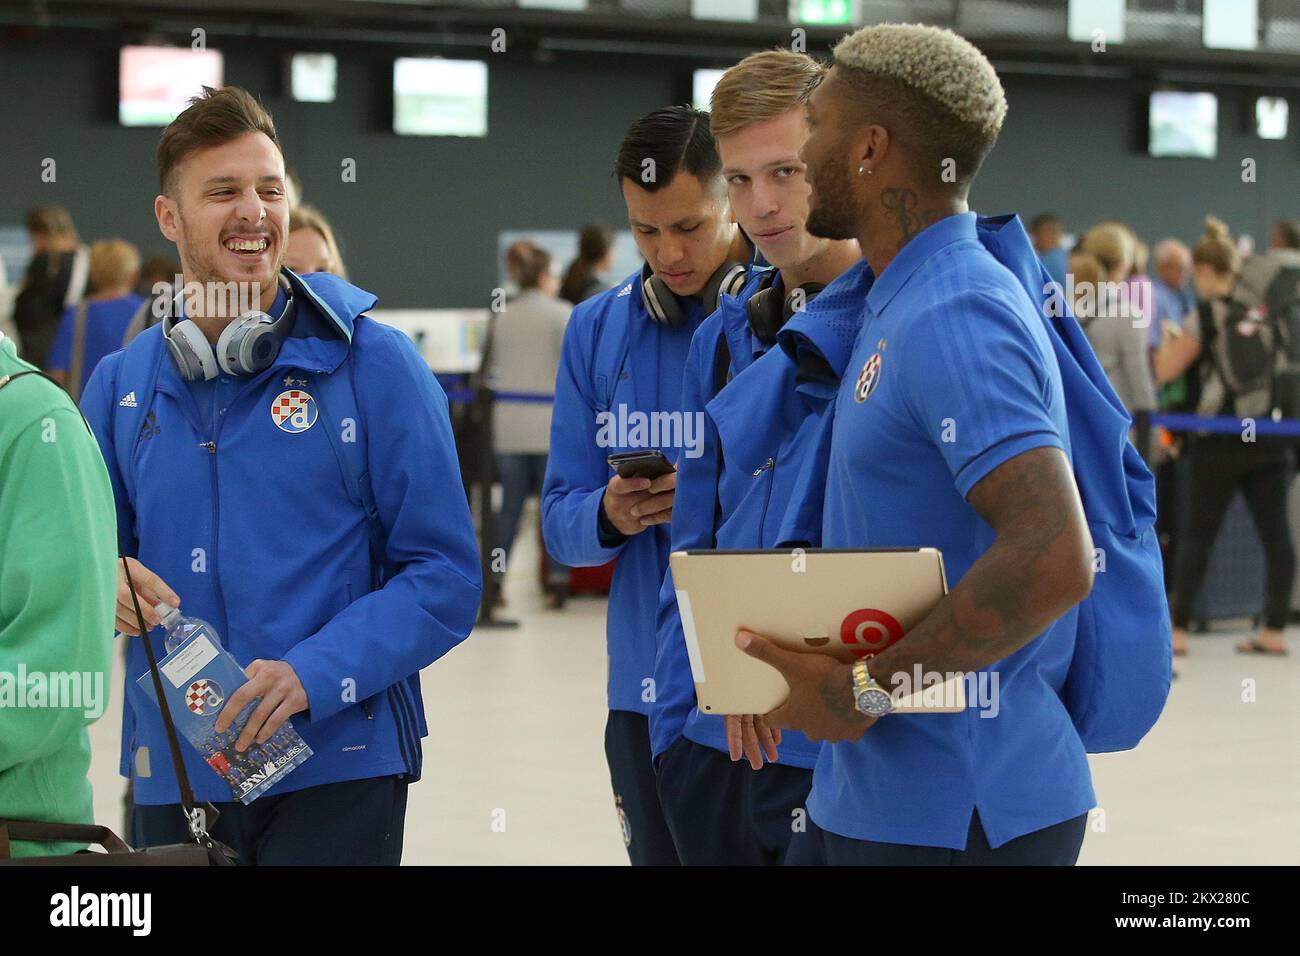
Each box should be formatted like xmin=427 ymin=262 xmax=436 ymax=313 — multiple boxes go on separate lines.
xmin=154 ymin=602 xmax=221 ymax=655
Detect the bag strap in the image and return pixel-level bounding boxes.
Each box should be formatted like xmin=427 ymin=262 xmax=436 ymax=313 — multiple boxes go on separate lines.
xmin=67 ymin=300 xmax=89 ymax=402
xmin=120 ymin=557 xmax=224 ymax=845
xmin=121 ymin=296 xmax=155 ymax=348
xmin=63 ymin=245 xmax=89 ymax=311
xmin=110 ymin=333 xmax=166 ymax=510
xmin=311 ymin=328 xmax=386 ymax=589
xmin=0 ymin=369 xmax=90 ymax=428
xmin=0 ymin=820 xmax=132 ymax=859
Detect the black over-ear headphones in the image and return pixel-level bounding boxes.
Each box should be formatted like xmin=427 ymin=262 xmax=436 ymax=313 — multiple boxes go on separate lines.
xmin=745 ymin=270 xmax=826 ymax=346
xmin=640 ymin=259 xmax=748 ymax=328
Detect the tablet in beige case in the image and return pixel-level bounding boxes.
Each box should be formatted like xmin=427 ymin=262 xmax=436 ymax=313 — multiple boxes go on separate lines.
xmin=669 ymin=548 xmax=966 ymax=716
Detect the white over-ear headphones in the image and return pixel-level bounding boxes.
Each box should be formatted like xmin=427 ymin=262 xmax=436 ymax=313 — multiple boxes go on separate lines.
xmin=162 ymin=273 xmax=296 ymax=381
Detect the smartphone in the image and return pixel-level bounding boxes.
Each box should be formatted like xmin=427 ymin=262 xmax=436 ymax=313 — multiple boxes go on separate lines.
xmin=607 ymin=449 xmax=676 ymax=481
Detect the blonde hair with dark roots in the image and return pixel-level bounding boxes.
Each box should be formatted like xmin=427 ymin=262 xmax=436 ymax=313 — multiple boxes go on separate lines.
xmin=830 ymin=23 xmax=1007 ymax=190
xmin=157 ymin=85 xmax=281 ymax=196
xmin=832 ymin=23 xmax=1007 ymax=135
xmin=709 ymin=49 xmax=825 ymax=137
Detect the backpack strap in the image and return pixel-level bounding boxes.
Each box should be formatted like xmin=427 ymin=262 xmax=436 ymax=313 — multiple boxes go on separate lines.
xmin=591 ymin=304 xmax=631 ymax=414
xmin=310 ymin=319 xmax=386 ymax=590
xmin=110 ymin=333 xmax=166 ymax=519
xmin=67 ymin=300 xmax=89 ymax=402
xmin=62 ymin=245 xmax=89 ymax=311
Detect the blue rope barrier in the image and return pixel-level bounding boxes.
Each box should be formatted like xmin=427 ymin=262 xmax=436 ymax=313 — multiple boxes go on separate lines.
xmin=1148 ymin=411 xmax=1300 ymax=438
xmin=443 ymin=389 xmax=554 ymax=405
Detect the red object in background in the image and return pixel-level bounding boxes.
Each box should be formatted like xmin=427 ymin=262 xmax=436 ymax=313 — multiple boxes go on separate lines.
xmin=567 ymin=560 xmax=616 ymax=595
xmin=538 ymin=526 xmax=614 ymax=595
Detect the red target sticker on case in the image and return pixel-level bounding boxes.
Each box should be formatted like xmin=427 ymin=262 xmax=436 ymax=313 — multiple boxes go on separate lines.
xmin=840 ymin=608 xmax=904 ymax=659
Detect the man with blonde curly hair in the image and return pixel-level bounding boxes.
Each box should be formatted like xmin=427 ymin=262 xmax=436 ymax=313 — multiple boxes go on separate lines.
xmin=738 ymin=24 xmax=1099 ymax=865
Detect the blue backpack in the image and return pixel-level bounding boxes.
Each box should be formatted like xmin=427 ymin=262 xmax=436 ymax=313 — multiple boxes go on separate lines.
xmin=979 ymin=214 xmax=1172 ymax=753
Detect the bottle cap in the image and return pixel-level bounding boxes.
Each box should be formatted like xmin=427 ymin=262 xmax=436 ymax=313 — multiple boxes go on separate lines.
xmin=152 ymin=601 xmax=178 ymax=625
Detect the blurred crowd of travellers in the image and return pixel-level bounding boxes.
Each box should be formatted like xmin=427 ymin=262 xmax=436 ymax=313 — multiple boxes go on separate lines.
xmin=1030 ymin=212 xmax=1300 ymax=658
xmin=6 ymin=203 xmax=1295 ymax=662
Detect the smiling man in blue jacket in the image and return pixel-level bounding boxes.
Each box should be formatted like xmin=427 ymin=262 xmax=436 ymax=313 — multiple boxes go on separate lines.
xmin=81 ymin=86 xmax=481 ymax=865
xmin=542 ymin=106 xmax=751 ymax=865
xmin=650 ymin=50 xmax=865 ymax=865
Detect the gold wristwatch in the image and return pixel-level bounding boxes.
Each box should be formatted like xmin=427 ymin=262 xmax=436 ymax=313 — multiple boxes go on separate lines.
xmin=851 ymin=659 xmax=894 ymax=718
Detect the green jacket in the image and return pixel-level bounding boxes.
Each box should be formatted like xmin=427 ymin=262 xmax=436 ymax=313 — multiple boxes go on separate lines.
xmin=0 ymin=331 xmax=117 ymax=857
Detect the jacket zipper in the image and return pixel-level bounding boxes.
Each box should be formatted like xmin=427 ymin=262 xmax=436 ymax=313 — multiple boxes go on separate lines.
xmin=202 ymin=423 xmax=230 ymax=653
xmin=753 ymin=457 xmax=777 ymax=539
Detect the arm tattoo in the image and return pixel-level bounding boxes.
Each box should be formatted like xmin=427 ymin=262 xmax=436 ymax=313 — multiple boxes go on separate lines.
xmin=868 ymin=447 xmax=1091 ymax=680
xmin=818 ymin=665 xmax=865 ymax=725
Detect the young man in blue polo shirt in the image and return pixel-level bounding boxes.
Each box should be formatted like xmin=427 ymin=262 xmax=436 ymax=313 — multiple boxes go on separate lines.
xmin=543 ymin=106 xmax=752 ymax=865
xmin=739 ymin=23 xmax=1097 ymax=865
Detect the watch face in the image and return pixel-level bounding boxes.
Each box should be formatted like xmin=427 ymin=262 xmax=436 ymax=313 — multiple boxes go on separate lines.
xmin=856 ymin=688 xmax=893 ymax=718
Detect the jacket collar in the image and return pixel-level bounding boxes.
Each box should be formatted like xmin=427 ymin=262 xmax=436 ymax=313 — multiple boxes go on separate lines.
xmin=153 ymin=269 xmax=379 ymax=395
xmin=718 ymin=270 xmax=769 ymax=374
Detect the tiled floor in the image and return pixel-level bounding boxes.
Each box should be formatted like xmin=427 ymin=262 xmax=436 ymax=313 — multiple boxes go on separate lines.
xmin=88 ymin=516 xmax=1300 ymax=865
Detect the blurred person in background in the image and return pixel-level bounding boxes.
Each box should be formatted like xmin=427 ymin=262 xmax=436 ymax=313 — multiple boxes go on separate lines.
xmin=47 ymin=238 xmax=144 ymax=402
xmin=135 ymin=254 xmax=183 ymax=299
xmin=1269 ymin=218 xmax=1300 ymax=254
xmin=1154 ymin=217 xmax=1293 ymax=658
xmin=1151 ymin=239 xmax=1195 ymax=349
xmin=0 ymin=327 xmax=117 ymax=858
xmin=121 ymin=254 xmax=183 ymax=345
xmin=13 ymin=205 xmax=90 ymax=370
xmin=284 ymin=204 xmax=348 ymax=279
xmin=560 ymin=223 xmax=614 ymax=305
xmin=488 ymin=240 xmax=571 ymax=608
xmin=1148 ymin=238 xmax=1197 ymax=593
xmin=1030 ymin=212 xmax=1067 ymax=288
xmin=1067 ymin=251 xmax=1104 ymax=322
xmin=1077 ymin=223 xmax=1155 ymax=418
xmin=285 ymin=165 xmax=304 ymax=211
xmin=1126 ymin=227 xmax=1157 ymax=350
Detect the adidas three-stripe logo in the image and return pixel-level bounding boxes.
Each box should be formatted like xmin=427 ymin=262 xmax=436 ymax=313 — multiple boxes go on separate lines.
xmin=119 ymin=391 xmax=138 ymax=408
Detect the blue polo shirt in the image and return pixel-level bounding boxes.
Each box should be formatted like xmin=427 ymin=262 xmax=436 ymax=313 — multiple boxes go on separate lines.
xmin=812 ymin=212 xmax=1095 ymax=850
xmin=48 ymin=294 xmax=145 ymax=391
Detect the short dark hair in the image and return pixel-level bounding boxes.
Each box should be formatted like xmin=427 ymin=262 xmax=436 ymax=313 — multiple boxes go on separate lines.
xmin=614 ymin=105 xmax=722 ymax=193
xmin=505 ymin=240 xmax=552 ymax=290
xmin=1274 ymin=219 xmax=1300 ymax=250
xmin=834 ymin=69 xmax=995 ymax=193
xmin=1030 ymin=213 xmax=1064 ymax=233
xmin=157 ymin=85 xmax=280 ymax=195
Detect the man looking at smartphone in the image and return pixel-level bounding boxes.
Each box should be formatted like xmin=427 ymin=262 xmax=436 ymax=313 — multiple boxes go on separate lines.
xmin=542 ymin=105 xmax=751 ymax=865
